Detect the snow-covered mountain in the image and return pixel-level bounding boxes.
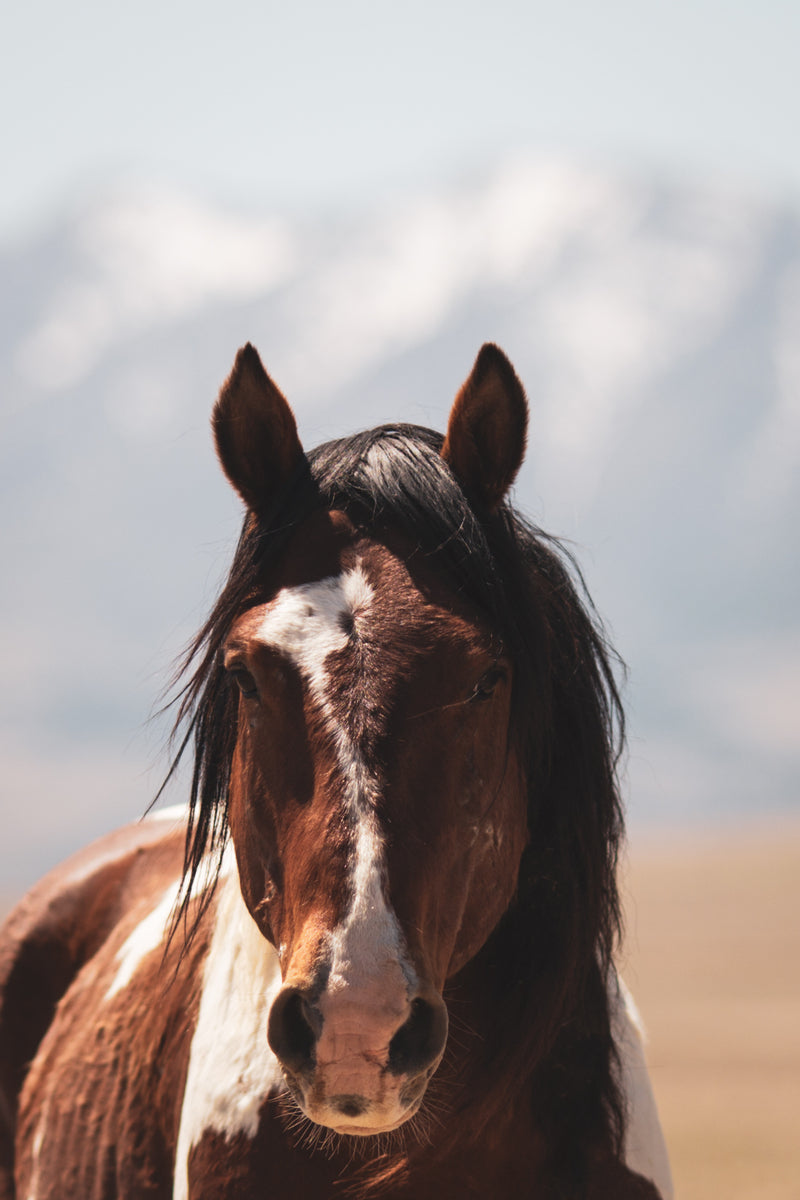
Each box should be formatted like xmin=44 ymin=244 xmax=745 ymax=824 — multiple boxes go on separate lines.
xmin=2 ymin=156 xmax=798 ymax=889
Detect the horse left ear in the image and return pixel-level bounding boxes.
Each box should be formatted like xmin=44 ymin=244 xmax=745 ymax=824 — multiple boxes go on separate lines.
xmin=213 ymin=343 xmax=304 ymax=513
xmin=441 ymin=343 xmax=528 ymax=512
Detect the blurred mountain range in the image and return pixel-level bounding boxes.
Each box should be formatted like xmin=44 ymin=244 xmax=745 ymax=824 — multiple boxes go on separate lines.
xmin=2 ymin=155 xmax=798 ymax=890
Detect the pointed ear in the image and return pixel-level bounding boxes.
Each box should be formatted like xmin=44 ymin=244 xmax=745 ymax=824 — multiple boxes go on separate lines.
xmin=212 ymin=344 xmax=304 ymax=513
xmin=441 ymin=343 xmax=528 ymax=512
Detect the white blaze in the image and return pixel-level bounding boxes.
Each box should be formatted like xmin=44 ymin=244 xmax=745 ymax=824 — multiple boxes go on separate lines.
xmin=257 ymin=566 xmax=413 ymax=999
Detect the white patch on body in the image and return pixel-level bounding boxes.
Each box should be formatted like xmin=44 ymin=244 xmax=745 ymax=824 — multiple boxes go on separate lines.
xmin=105 ymin=881 xmax=182 ymax=1000
xmin=105 ymin=849 xmax=228 ymax=1001
xmin=610 ymin=973 xmax=674 ymax=1199
xmin=172 ymin=858 xmax=284 ymax=1200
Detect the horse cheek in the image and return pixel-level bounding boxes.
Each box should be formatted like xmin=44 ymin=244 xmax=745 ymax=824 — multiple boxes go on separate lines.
xmin=447 ymin=756 xmax=528 ymax=975
xmin=227 ymin=742 xmax=284 ymax=947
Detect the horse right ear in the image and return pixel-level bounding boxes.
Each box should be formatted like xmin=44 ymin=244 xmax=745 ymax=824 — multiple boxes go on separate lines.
xmin=213 ymin=344 xmax=304 ymax=513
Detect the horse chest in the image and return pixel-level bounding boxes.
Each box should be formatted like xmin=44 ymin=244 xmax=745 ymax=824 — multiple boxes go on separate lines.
xmin=182 ymin=1126 xmax=539 ymax=1200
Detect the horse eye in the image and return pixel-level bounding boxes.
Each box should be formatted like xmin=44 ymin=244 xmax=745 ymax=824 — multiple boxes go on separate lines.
xmin=470 ymin=667 xmax=506 ymax=703
xmin=229 ymin=667 xmax=259 ymax=700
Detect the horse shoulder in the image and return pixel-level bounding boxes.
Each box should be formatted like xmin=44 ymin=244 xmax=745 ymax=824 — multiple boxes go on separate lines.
xmin=0 ymin=810 xmax=187 ymax=1198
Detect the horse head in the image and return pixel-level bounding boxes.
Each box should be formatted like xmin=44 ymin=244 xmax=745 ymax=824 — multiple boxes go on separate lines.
xmin=209 ymin=344 xmax=530 ymax=1136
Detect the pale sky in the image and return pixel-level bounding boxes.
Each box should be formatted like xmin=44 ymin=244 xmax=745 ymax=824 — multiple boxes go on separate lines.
xmin=3 ymin=0 xmax=800 ymax=240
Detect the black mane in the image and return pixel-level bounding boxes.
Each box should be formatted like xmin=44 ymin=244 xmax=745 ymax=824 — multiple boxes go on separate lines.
xmin=163 ymin=422 xmax=626 ymax=1189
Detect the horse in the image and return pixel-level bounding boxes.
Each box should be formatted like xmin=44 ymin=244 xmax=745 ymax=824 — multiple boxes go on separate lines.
xmin=0 ymin=343 xmax=672 ymax=1199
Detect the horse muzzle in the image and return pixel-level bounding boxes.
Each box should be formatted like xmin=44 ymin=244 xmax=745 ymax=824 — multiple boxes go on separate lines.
xmin=267 ymin=980 xmax=448 ymax=1134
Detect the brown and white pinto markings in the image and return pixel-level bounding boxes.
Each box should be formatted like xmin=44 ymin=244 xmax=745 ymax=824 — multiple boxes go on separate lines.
xmin=0 ymin=344 xmax=673 ymax=1199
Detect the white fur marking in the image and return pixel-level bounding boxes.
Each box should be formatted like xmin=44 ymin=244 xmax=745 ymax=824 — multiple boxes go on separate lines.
xmin=105 ymin=881 xmax=182 ymax=1000
xmin=105 ymin=850 xmax=228 ymax=1001
xmin=611 ymin=974 xmax=674 ymax=1199
xmin=328 ymin=797 xmax=409 ymax=997
xmin=172 ymin=857 xmax=284 ymax=1200
xmin=24 ymin=1099 xmax=47 ymax=1200
xmin=256 ymin=565 xmax=372 ymax=704
xmin=257 ymin=566 xmax=411 ymax=995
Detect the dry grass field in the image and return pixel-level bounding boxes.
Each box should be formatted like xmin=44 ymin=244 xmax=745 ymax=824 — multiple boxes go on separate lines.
xmin=622 ymin=821 xmax=800 ymax=1200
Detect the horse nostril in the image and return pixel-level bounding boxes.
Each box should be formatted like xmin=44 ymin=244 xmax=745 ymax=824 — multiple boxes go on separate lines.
xmin=388 ymin=996 xmax=448 ymax=1078
xmin=267 ymin=987 xmax=318 ymax=1074
xmin=332 ymin=1094 xmax=368 ymax=1118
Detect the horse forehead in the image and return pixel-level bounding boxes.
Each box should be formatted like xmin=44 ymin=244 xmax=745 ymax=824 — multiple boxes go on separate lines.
xmin=256 ymin=560 xmax=375 ymax=657
xmin=249 ymin=540 xmax=482 ymax=669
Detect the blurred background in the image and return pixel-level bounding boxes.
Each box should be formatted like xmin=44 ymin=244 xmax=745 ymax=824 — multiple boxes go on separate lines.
xmin=1 ymin=2 xmax=798 ymax=1195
